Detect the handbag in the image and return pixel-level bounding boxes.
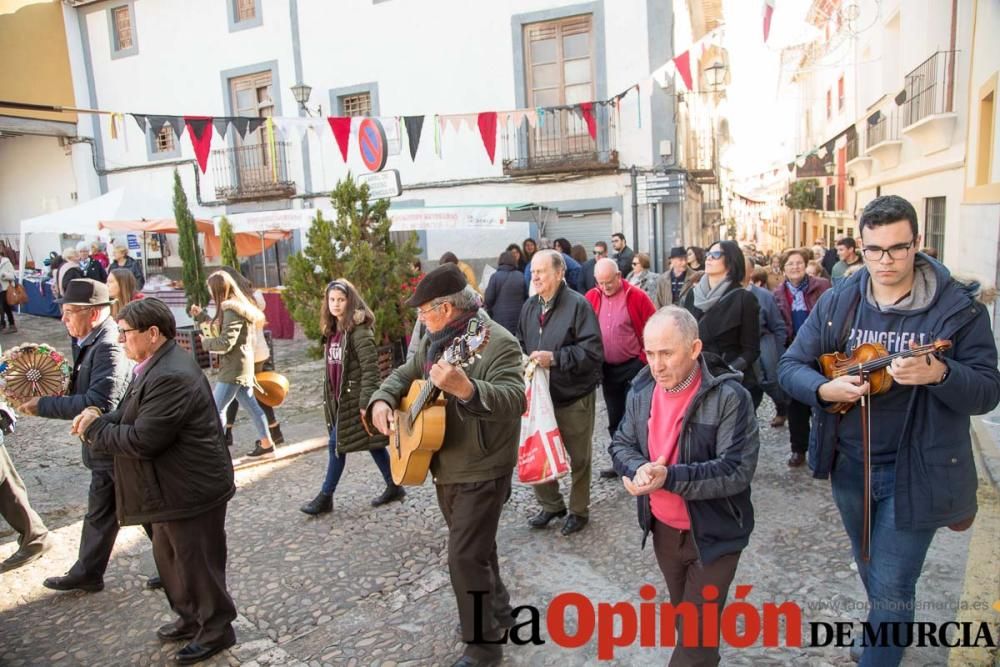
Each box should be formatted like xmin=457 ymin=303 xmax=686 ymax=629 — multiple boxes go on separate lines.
xmin=6 ymin=280 xmax=27 ymax=307
xmin=517 ymin=361 xmax=570 ymax=485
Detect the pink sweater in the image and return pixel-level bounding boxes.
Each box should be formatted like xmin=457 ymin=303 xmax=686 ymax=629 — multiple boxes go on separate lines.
xmin=647 ymin=370 xmax=702 ymax=529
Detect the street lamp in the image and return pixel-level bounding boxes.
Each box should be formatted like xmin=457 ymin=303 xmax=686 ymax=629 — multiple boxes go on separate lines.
xmin=705 ymin=61 xmax=728 ymax=91
xmin=290 ymin=82 xmax=322 ymax=116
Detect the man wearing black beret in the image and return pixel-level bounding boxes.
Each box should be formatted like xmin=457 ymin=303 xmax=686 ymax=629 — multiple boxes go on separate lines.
xmin=369 ymin=264 xmax=526 ymax=667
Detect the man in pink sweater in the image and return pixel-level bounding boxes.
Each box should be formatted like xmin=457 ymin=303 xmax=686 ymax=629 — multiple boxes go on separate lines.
xmin=609 ymin=306 xmax=759 ymax=665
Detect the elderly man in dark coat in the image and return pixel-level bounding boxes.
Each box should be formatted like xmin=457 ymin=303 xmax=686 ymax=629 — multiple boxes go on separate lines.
xmin=74 ymin=298 xmax=238 ymax=665
xmin=18 ymin=279 xmax=131 ymax=592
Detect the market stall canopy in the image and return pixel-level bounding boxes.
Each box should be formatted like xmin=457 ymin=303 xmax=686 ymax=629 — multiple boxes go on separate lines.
xmin=98 ymin=218 xmax=287 ymax=258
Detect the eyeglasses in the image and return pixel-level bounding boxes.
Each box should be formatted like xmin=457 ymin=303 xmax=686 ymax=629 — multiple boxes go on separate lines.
xmin=416 ymin=302 xmax=444 ymax=317
xmin=705 ymin=250 xmax=725 ymax=260
xmin=593 ymin=249 xmax=605 ymax=255
xmin=118 ymin=326 xmax=148 ymax=336
xmin=862 ymin=240 xmax=915 ymax=261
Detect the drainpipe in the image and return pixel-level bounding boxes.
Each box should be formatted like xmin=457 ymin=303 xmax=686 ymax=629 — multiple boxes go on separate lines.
xmin=630 ymin=165 xmax=639 ymax=251
xmin=946 ymin=0 xmax=957 ymax=112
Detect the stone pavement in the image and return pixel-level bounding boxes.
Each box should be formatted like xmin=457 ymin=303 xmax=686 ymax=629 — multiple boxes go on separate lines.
xmin=0 ymin=314 xmax=996 ymax=666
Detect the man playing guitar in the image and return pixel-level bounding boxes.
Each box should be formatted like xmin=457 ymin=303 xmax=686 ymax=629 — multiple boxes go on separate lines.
xmin=369 ymin=264 xmax=526 ymax=667
xmin=779 ymin=195 xmax=1000 ymax=666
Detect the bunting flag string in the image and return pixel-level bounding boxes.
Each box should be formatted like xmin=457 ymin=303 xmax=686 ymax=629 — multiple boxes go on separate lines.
xmin=672 ymin=50 xmax=693 ymax=91
xmin=327 ymin=117 xmax=352 ymax=161
xmin=212 ymin=117 xmax=230 ymax=139
xmin=476 ymin=112 xmax=498 ymax=163
xmin=265 ymin=118 xmax=278 ymax=182
xmin=579 ymin=102 xmax=597 ymax=141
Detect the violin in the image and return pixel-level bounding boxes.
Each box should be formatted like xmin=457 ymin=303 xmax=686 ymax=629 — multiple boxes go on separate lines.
xmin=818 ymin=339 xmax=952 ymax=415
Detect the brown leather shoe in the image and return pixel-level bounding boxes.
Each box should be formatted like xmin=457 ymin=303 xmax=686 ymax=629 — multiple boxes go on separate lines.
xmin=787 ymin=452 xmax=806 ymax=467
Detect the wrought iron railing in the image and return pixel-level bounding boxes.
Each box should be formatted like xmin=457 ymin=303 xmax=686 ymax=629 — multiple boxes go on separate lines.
xmin=211 ymin=141 xmax=295 ymax=201
xmin=501 ymin=104 xmax=617 ymax=174
xmin=902 ymin=50 xmax=956 ymax=128
xmin=866 ymin=107 xmax=898 ymax=148
xmin=846 ymin=134 xmax=859 ymax=162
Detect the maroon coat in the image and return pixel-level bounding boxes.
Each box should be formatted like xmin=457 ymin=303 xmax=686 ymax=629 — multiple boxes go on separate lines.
xmin=773 ymin=276 xmax=832 ymax=346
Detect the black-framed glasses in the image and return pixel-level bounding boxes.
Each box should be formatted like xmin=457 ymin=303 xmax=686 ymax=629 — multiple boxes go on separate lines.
xmin=705 ymin=250 xmax=725 ymax=260
xmin=861 ymin=240 xmax=915 ymax=261
xmin=119 ymin=326 xmax=148 ymax=336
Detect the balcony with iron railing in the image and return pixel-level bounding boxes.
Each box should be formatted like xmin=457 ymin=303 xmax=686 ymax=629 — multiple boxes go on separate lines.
xmin=900 ymin=50 xmax=959 ymax=154
xmin=845 ymin=131 xmax=873 ymax=180
xmin=211 ymin=141 xmax=296 ymax=202
xmin=501 ymin=105 xmax=617 ymax=175
xmin=865 ymin=106 xmax=902 ymax=169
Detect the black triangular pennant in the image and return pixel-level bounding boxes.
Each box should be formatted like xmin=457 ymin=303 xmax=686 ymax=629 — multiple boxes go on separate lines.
xmin=403 ymin=115 xmax=424 ymax=161
xmin=147 ymin=115 xmax=173 ymax=134
xmin=131 ymin=114 xmax=148 ymax=133
xmin=212 ymin=117 xmax=231 ymax=139
xmin=246 ymin=117 xmax=265 ymax=135
xmin=187 ymin=118 xmax=211 ymax=141
xmin=166 ymin=116 xmax=185 ymax=139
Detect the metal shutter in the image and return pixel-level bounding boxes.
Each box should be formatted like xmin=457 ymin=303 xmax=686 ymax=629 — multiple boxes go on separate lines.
xmin=540 ymin=210 xmax=613 ymax=252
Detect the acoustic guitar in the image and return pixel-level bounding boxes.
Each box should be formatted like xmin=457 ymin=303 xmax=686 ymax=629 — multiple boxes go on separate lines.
xmin=389 ymin=318 xmax=490 ymax=486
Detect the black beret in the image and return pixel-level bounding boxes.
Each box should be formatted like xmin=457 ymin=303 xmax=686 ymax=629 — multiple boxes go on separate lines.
xmin=669 ymin=246 xmax=687 ymax=259
xmin=405 ymin=263 xmax=468 ymax=307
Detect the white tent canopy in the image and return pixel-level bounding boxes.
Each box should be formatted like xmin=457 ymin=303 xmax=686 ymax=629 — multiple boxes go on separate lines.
xmin=18 ymin=188 xmax=178 ymax=275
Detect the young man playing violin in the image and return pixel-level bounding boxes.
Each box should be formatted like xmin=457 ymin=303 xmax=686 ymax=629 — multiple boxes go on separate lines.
xmin=778 ymin=195 xmax=1000 ymax=667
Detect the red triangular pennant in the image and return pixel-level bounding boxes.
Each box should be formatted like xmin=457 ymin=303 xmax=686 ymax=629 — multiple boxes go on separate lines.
xmin=579 ymin=102 xmax=597 ymax=140
xmin=763 ymin=0 xmax=775 ymax=43
xmin=673 ymin=50 xmax=693 ymax=90
xmin=477 ymin=112 xmax=497 ymax=163
xmin=327 ymin=117 xmax=352 ymax=162
xmin=183 ymin=116 xmax=213 ymax=174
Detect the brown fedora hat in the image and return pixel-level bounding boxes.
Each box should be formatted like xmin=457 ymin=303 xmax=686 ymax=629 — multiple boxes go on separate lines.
xmin=254 ymin=371 xmax=289 ymax=407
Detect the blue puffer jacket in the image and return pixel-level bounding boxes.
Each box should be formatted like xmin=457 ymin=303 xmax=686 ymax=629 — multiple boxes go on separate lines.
xmin=609 ymin=354 xmax=760 ymax=565
xmin=778 ymin=255 xmax=1000 ymax=530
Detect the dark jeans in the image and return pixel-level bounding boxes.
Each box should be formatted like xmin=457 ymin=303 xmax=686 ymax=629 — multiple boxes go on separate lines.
xmin=601 ymin=358 xmax=645 ymax=438
xmin=321 ymin=428 xmax=393 ymax=496
xmin=787 ymin=399 xmax=812 ymax=453
xmin=436 ymin=473 xmax=512 ymax=662
xmin=0 ymin=444 xmax=47 ymax=547
xmin=67 ymin=466 xmax=120 ymax=580
xmin=831 ymin=456 xmax=936 ymax=667
xmin=1 ymin=298 xmax=14 ymax=327
xmin=652 ymin=521 xmax=741 ymax=667
xmin=153 ymin=504 xmax=237 ymax=648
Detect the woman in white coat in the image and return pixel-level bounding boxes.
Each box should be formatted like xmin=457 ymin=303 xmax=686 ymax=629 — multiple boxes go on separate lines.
xmin=0 ymin=255 xmax=17 ymax=333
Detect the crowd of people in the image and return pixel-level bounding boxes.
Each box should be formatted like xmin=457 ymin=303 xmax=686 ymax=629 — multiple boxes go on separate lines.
xmin=0 ymin=194 xmax=997 ymax=667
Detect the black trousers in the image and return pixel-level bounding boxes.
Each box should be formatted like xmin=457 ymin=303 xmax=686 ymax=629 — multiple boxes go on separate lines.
xmin=435 ymin=473 xmax=512 ymax=661
xmin=787 ymin=399 xmax=813 ymax=454
xmin=68 ymin=466 xmax=120 ymax=580
xmin=153 ymin=504 xmax=237 ymax=648
xmin=601 ymin=357 xmax=645 ymax=438
xmin=0 ymin=298 xmax=14 ymax=327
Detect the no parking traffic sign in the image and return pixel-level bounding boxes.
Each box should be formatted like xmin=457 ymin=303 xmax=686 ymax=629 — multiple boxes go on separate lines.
xmin=358 ymin=118 xmax=388 ymax=172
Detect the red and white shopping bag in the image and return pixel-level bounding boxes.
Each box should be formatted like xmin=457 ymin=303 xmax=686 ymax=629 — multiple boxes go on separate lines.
xmin=517 ymin=361 xmax=570 ymax=485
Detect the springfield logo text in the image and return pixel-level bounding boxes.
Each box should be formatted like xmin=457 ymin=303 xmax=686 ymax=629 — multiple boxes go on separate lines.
xmin=469 ymin=586 xmax=998 ymax=660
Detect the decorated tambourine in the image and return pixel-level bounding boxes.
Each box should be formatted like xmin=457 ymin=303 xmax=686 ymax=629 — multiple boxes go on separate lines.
xmin=0 ymin=343 xmax=72 ymax=405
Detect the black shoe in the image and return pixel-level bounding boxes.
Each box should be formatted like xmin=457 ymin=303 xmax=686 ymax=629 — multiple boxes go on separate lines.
xmin=174 ymin=637 xmax=236 ymax=665
xmin=146 ymin=575 xmax=163 ymax=590
xmin=246 ymin=441 xmax=275 ymax=458
xmin=599 ymin=467 xmax=619 ymax=479
xmin=371 ymin=484 xmax=406 ymax=507
xmin=224 ymin=427 xmax=233 ymax=448
xmin=300 ymin=493 xmax=333 ymax=515
xmin=43 ymin=573 xmax=104 ymax=592
xmin=0 ymin=536 xmax=51 ymax=572
xmin=528 ymin=509 xmax=566 ymax=528
xmin=156 ymin=622 xmax=196 ymax=642
xmin=269 ymin=423 xmax=285 ymax=446
xmin=561 ymin=514 xmax=589 ymax=536
xmin=787 ymin=452 xmax=806 ymax=467
xmin=449 ymin=653 xmax=502 ymax=667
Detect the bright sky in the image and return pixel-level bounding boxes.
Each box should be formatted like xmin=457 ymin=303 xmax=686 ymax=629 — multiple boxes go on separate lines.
xmin=722 ymin=0 xmax=818 ymax=177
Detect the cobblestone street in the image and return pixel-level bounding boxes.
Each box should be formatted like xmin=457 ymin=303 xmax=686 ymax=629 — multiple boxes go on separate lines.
xmin=0 ymin=314 xmax=995 ymax=666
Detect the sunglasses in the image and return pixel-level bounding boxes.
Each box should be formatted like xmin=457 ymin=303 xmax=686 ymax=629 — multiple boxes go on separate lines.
xmin=705 ymin=250 xmax=725 ymax=260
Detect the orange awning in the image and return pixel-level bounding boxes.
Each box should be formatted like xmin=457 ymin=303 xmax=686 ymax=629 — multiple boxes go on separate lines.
xmin=97 ymin=219 xmax=288 ymax=258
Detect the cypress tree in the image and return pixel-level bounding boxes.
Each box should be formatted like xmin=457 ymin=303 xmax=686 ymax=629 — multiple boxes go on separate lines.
xmin=219 ymin=216 xmax=240 ymax=270
xmin=172 ymin=169 xmax=210 ymax=308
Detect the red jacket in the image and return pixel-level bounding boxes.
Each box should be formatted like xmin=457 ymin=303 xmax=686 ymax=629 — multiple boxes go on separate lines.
xmin=585 ymin=281 xmax=656 ymax=364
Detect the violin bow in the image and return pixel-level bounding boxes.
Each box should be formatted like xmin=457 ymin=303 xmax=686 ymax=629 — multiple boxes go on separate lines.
xmin=860 ymin=370 xmax=872 ymax=562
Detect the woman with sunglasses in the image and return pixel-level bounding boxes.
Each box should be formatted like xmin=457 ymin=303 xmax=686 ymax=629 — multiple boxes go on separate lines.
xmin=682 ymin=241 xmax=761 ymax=398
xmin=300 ymin=279 xmax=403 ymax=515
xmin=625 ymin=251 xmax=659 ymax=303
xmin=773 ymin=248 xmax=831 ymax=467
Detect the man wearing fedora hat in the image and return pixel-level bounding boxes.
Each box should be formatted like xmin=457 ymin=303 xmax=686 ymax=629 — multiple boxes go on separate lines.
xmin=17 ymin=279 xmax=132 ymax=592
xmin=655 ymin=246 xmax=699 ymax=308
xmin=369 ymin=264 xmax=526 ymax=667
